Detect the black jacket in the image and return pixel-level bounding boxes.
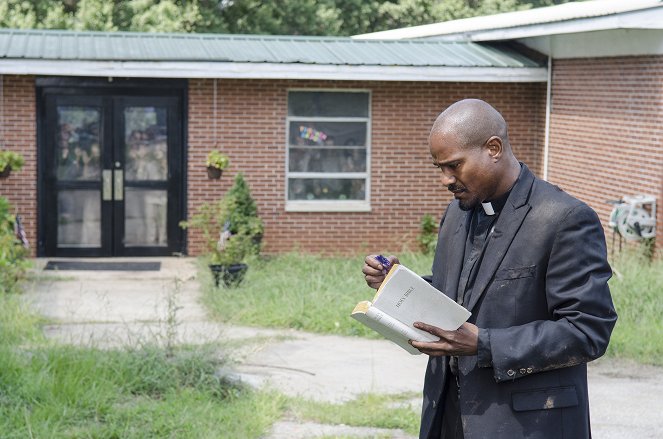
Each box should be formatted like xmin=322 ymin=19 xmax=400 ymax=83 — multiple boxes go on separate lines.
xmin=420 ymin=164 xmax=617 ymax=439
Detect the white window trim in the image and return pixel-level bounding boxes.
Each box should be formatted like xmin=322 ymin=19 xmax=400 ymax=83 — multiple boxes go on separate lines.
xmin=285 ymin=88 xmax=372 ymax=213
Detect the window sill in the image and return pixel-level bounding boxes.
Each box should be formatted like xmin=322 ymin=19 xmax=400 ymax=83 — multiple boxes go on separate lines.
xmin=285 ymin=200 xmax=371 ymax=212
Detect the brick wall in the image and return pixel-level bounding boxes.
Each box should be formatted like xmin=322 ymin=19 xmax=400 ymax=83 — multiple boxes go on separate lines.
xmin=187 ymin=79 xmax=546 ymax=255
xmin=547 ymin=56 xmax=663 ymax=252
xmin=0 ymin=75 xmax=37 ymax=256
xmin=0 ymin=76 xmax=546 ymax=257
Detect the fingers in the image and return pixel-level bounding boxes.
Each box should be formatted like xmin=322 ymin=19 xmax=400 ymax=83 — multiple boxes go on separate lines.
xmin=363 ymin=254 xmax=384 ymax=272
xmin=387 ymin=255 xmax=400 ymax=266
xmin=411 ymin=321 xmax=479 ymax=356
xmin=363 ymin=254 xmax=390 ymax=289
xmin=413 ymin=321 xmax=445 ymax=337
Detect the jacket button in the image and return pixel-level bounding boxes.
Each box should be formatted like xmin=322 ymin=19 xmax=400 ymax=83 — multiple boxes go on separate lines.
xmin=527 ymin=367 xmax=533 ymax=374
xmin=507 ymin=369 xmax=515 ymax=377
xmin=519 ymin=368 xmax=527 ymax=375
xmin=432 ymin=400 xmax=437 ymax=408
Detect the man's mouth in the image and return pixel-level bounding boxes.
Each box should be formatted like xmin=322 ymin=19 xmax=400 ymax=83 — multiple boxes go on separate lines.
xmin=448 ymin=185 xmax=465 ymax=195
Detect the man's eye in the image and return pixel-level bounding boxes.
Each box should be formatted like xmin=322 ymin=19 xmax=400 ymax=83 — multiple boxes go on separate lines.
xmin=448 ymin=163 xmax=459 ymax=169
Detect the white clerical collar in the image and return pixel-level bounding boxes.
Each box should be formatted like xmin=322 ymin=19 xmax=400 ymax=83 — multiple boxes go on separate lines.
xmin=481 ymin=202 xmax=496 ymax=216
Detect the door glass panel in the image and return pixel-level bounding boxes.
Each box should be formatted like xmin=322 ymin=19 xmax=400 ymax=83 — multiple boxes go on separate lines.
xmin=125 ymin=107 xmax=168 ymax=181
xmin=124 ymin=188 xmax=168 ymax=247
xmin=56 ymin=107 xmax=101 ymax=181
xmin=57 ymin=190 xmax=101 ymax=247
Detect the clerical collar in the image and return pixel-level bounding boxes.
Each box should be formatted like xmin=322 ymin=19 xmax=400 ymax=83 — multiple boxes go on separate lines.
xmin=481 ymin=188 xmax=511 ymax=216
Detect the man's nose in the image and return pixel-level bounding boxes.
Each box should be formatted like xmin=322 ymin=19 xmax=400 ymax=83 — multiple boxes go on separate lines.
xmin=440 ymin=173 xmax=456 ymax=186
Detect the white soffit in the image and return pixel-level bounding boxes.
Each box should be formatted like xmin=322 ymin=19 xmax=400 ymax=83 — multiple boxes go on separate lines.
xmin=462 ymin=7 xmax=663 ymax=42
xmin=520 ymin=29 xmax=663 ymax=58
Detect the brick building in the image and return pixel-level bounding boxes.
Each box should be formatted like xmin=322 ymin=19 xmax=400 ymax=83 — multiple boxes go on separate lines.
xmin=0 ymin=31 xmax=546 ymax=257
xmin=0 ymin=0 xmax=660 ymax=258
xmin=359 ymin=0 xmax=663 ymax=252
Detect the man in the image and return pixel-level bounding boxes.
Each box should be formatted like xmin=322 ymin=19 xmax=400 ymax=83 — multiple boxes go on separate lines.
xmin=363 ymin=99 xmax=617 ymax=439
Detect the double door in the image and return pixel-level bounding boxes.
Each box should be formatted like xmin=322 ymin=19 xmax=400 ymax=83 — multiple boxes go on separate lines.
xmin=40 ymin=88 xmax=185 ymax=257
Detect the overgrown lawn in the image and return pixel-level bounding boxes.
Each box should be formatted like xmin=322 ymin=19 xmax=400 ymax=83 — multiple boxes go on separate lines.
xmin=203 ymin=251 xmax=662 ymax=365
xmin=0 ymin=294 xmax=285 ymax=438
xmin=202 ymin=252 xmax=435 ymax=337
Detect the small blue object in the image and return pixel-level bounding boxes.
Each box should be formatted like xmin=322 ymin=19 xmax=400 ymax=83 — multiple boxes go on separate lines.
xmin=375 ymin=255 xmax=392 ymax=273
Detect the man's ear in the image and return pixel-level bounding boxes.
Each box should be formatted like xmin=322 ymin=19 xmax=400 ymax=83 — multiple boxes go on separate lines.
xmin=485 ymin=136 xmax=503 ymax=161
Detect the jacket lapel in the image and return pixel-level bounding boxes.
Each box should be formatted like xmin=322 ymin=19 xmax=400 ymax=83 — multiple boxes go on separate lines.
xmin=443 ymin=209 xmax=471 ymax=302
xmin=465 ymin=165 xmax=535 ymax=313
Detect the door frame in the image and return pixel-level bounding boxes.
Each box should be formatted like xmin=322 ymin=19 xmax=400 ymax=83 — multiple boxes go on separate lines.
xmin=36 ymin=77 xmax=188 ymax=257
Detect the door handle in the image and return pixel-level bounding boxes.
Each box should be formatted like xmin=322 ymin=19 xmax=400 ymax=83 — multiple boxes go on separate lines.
xmin=113 ymin=169 xmax=124 ymax=201
xmin=102 ymin=170 xmax=113 ymax=201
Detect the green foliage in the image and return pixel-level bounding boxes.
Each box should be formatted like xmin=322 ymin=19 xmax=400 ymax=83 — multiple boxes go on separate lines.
xmin=0 ymin=197 xmax=30 ymax=295
xmin=0 ymin=150 xmax=24 ymax=173
xmin=0 ymin=0 xmax=581 ymax=35
xmin=418 ymin=214 xmax=438 ymax=255
xmin=606 ymin=250 xmax=663 ymax=366
xmin=288 ymin=392 xmax=420 ymax=435
xmin=202 ymin=252 xmax=434 ymax=335
xmin=205 ymin=149 xmax=230 ymax=170
xmin=0 ymin=292 xmax=286 ymax=438
xmin=222 ymin=173 xmax=262 ymax=237
xmin=202 ymin=248 xmax=663 ymax=367
xmin=180 ymin=173 xmax=263 ymax=266
xmin=129 ymin=0 xmax=202 ymax=33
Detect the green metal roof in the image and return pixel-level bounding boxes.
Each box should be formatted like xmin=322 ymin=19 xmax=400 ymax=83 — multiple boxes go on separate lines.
xmin=0 ymin=28 xmax=541 ymax=68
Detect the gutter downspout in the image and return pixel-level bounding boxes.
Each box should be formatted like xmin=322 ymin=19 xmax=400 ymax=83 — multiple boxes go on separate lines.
xmin=543 ymin=54 xmax=552 ymax=181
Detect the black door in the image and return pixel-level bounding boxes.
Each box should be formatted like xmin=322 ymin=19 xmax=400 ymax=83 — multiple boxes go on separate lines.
xmin=39 ymin=82 xmax=186 ymax=257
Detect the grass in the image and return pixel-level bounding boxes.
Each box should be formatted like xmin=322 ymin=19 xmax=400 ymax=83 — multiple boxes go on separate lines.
xmin=201 ymin=252 xmax=435 ymax=337
xmin=203 ymin=250 xmax=663 ymax=366
xmin=1 ymin=274 xmax=419 ymax=438
xmin=287 ymin=392 xmax=420 ymax=436
xmin=606 ymin=250 xmax=663 ymax=365
xmin=0 ymin=293 xmax=285 ymax=438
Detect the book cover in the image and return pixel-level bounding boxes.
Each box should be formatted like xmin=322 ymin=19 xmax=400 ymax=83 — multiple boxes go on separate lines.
xmin=351 ymin=264 xmax=471 ymax=355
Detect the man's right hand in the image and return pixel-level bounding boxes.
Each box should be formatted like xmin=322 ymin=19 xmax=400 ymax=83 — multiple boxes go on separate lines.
xmin=362 ymin=254 xmax=399 ymax=289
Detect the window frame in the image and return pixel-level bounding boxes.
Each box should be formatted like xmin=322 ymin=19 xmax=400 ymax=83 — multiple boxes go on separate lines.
xmin=285 ymin=88 xmax=372 ymax=212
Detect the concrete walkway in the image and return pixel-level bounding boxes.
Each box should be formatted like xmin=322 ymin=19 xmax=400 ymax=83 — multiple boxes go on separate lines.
xmin=23 ymin=257 xmax=663 ymax=439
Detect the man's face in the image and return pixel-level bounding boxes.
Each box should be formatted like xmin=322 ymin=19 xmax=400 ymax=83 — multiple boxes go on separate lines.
xmin=429 ymin=130 xmax=496 ymax=211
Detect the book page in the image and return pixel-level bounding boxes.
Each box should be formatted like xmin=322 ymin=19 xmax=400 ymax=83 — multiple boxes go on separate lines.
xmin=373 ymin=264 xmax=470 ymax=338
xmin=352 ymin=305 xmax=425 ymax=354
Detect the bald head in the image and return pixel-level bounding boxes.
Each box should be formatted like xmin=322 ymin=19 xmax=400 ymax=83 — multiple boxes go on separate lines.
xmin=430 ymin=99 xmax=509 ymax=150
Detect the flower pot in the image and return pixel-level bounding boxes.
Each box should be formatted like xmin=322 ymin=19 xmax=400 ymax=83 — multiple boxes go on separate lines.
xmin=207 ymin=166 xmax=223 ymax=179
xmin=209 ymin=263 xmax=248 ymax=288
xmin=0 ymin=166 xmax=11 ymax=179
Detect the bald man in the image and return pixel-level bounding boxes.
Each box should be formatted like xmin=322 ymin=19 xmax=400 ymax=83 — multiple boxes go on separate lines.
xmin=363 ymin=99 xmax=617 ymax=439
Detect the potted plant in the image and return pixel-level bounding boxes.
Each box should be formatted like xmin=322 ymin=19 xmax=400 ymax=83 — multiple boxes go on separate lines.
xmin=208 ymin=229 xmax=253 ymax=287
xmin=0 ymin=150 xmax=24 ymax=179
xmin=180 ymin=173 xmax=263 ymax=287
xmin=205 ymin=149 xmax=229 ymax=179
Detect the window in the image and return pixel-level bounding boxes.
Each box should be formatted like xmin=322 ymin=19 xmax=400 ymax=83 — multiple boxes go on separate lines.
xmin=286 ymin=90 xmax=370 ymax=211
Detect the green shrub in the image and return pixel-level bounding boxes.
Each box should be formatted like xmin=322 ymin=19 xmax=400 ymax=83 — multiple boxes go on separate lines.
xmin=418 ymin=214 xmax=438 ymax=255
xmin=0 ymin=197 xmax=29 ymax=294
xmin=0 ymin=150 xmax=24 ymax=173
xmin=180 ymin=173 xmax=263 ymax=266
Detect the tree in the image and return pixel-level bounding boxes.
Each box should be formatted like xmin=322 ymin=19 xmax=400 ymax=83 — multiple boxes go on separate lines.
xmin=0 ymin=0 xmax=580 ymax=35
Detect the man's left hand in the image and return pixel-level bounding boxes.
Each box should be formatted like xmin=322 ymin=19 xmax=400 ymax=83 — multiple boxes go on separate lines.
xmin=411 ymin=322 xmax=479 ymax=356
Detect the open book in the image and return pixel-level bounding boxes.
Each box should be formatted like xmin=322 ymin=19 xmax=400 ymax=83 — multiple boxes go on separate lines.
xmin=351 ymin=264 xmax=471 ymax=355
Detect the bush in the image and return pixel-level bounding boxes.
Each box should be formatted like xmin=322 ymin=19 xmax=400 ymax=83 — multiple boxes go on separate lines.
xmin=418 ymin=214 xmax=438 ymax=255
xmin=0 ymin=197 xmax=29 ymax=294
xmin=180 ymin=173 xmax=263 ymax=266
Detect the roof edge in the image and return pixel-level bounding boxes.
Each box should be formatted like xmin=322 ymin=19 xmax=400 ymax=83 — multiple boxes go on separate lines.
xmin=0 ymin=60 xmax=548 ymax=82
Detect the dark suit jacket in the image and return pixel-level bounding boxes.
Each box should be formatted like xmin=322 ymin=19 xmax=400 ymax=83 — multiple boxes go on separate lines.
xmin=420 ymin=164 xmax=617 ymax=439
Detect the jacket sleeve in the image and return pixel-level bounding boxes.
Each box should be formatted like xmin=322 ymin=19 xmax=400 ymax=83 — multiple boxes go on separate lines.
xmin=482 ymin=203 xmax=618 ymax=382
